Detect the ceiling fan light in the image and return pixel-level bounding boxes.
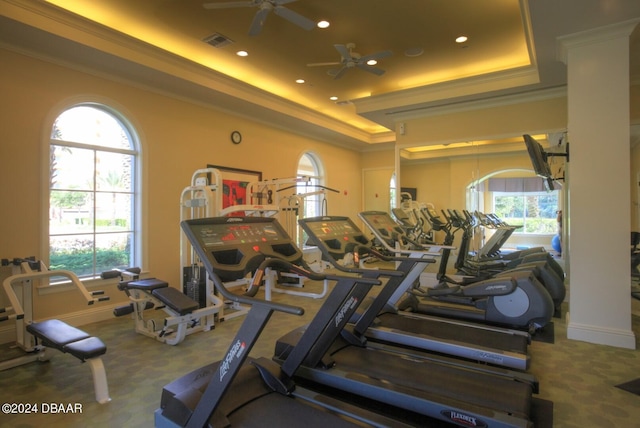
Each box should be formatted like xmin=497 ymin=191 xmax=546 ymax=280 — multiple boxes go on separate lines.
xmin=366 ymin=59 xmax=378 ymax=66
xmin=404 ymin=47 xmax=424 ymax=57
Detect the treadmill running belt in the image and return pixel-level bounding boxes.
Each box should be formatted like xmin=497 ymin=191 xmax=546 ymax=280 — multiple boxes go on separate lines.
xmin=376 ymin=313 xmax=529 ymax=353
xmin=322 ymin=344 xmax=532 ymax=420
xmin=228 ymin=393 xmax=362 ymax=428
xmin=160 ymin=358 xmax=369 ymax=428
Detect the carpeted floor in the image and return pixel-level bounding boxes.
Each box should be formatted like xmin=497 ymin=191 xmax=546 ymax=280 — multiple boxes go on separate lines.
xmin=1 ymin=273 xmax=639 ymax=428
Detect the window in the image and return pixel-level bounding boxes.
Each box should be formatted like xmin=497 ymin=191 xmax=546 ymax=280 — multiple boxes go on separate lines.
xmin=49 ymin=104 xmax=140 ymax=278
xmin=493 ymin=191 xmax=558 ymax=234
xmin=390 ymin=173 xmax=397 ymax=211
xmin=296 ymin=152 xmax=324 ymax=218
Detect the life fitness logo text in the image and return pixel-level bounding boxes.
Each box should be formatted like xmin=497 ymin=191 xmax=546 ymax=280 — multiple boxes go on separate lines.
xmin=441 ymin=410 xmax=488 ymax=427
xmin=335 ymin=296 xmax=358 ymax=327
xmin=219 ymin=340 xmax=246 ymax=382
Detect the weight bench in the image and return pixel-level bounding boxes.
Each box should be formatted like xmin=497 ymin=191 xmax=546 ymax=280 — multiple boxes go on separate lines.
xmin=26 ymin=319 xmax=110 ymax=403
xmin=114 ymin=278 xmax=222 ymax=345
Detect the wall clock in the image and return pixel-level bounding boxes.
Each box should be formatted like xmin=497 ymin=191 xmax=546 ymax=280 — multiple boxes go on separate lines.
xmin=231 ymin=130 xmax=242 ymax=144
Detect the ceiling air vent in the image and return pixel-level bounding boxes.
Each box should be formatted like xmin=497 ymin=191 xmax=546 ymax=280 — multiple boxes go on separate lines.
xmin=202 ymin=33 xmax=234 ymax=48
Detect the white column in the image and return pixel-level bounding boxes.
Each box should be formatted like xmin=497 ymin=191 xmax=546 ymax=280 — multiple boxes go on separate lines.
xmin=558 ymin=20 xmax=639 ymax=349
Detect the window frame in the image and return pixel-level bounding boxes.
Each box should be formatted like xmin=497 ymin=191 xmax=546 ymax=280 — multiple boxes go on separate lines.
xmin=296 ymin=151 xmax=325 ymax=218
xmin=45 ymin=102 xmax=143 ymax=283
xmin=492 ymin=190 xmax=559 ymax=235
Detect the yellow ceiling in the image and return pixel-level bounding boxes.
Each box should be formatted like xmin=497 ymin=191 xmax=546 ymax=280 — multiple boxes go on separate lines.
xmin=43 ymin=0 xmax=534 ymax=136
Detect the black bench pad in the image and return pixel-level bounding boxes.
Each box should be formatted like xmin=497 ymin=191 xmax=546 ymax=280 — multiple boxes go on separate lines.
xmin=63 ymin=337 xmax=107 ymax=361
xmin=26 ymin=319 xmax=106 ymax=361
xmin=125 ymin=278 xmax=169 ymax=291
xmin=27 ymin=319 xmax=89 ymax=347
xmin=152 ymin=287 xmax=199 ymax=316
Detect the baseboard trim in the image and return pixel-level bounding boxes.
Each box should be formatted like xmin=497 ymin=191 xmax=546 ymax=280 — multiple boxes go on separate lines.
xmin=0 ymin=303 xmax=120 ymax=345
xmin=567 ymin=313 xmax=637 ymax=349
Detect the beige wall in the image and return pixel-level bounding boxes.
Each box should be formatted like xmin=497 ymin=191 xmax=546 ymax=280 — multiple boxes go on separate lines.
xmin=397 ymin=97 xmax=568 ymax=146
xmin=1 ymin=44 xmax=637 ymax=332
xmin=392 ymin=95 xmax=569 ymax=248
xmin=0 ymin=48 xmax=364 ymax=321
xmin=361 ymin=147 xmax=395 ymax=212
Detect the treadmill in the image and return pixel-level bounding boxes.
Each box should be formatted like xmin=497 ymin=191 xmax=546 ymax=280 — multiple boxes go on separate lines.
xmin=298 ymin=215 xmax=531 ymax=370
xmin=274 ymin=256 xmax=542 ymax=428
xmin=156 ymin=216 xmax=428 ymax=427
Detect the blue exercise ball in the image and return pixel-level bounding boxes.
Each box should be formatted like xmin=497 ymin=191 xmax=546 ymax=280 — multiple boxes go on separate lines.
xmin=551 ymin=234 xmax=562 ymax=253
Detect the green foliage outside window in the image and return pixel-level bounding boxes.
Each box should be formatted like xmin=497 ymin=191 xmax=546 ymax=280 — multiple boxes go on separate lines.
xmin=494 ymin=192 xmax=558 ymax=234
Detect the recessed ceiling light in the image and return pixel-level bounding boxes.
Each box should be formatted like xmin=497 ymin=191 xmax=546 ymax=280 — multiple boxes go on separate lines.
xmin=329 ymin=96 xmax=338 ymax=101
xmin=404 ymin=47 xmax=424 ymax=57
xmin=236 ymin=50 xmax=248 ymax=57
xmin=455 ymin=35 xmax=468 ymax=43
xmin=296 ymin=79 xmax=305 ymax=84
xmin=317 ymin=20 xmax=330 ymax=29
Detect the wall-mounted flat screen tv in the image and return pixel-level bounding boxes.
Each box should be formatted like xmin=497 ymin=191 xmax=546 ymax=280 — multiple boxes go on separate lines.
xmin=523 ymin=134 xmax=553 ymax=179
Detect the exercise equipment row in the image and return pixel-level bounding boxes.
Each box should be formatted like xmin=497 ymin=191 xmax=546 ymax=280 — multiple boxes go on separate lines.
xmin=298 ymin=214 xmax=532 ymax=370
xmin=420 ymin=207 xmax=566 ymax=315
xmin=156 ymin=216 xmax=547 ymax=428
xmin=360 ymin=210 xmax=559 ymax=335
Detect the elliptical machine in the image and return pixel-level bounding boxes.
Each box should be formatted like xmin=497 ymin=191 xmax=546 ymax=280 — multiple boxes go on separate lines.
xmin=422 ymin=208 xmax=566 ymax=314
xmin=359 ymin=210 xmax=555 ymax=333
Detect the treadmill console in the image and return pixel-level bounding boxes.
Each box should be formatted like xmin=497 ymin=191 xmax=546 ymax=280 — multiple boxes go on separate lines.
xmin=299 ymin=216 xmax=370 ymax=260
xmin=358 ymin=211 xmax=406 ymax=246
xmin=181 ymin=217 xmax=302 ymax=281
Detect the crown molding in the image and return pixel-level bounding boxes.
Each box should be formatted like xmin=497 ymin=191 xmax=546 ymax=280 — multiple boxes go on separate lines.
xmin=557 ymin=18 xmax=640 ymax=64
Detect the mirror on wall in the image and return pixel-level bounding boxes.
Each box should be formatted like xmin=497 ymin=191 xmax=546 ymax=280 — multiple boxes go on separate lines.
xmin=395 ymin=132 xmax=567 ymax=252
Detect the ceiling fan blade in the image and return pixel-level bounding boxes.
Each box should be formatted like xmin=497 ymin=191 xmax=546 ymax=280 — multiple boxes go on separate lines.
xmin=307 ymin=61 xmax=341 ymax=67
xmin=360 ymin=50 xmax=393 ymax=63
xmin=357 ymin=63 xmax=385 ymax=76
xmin=248 ymin=7 xmax=271 ymax=36
xmin=274 ymin=6 xmax=315 ymax=30
xmin=331 ymin=67 xmax=349 ymax=80
xmin=203 ymin=1 xmax=257 ymax=9
xmin=333 ymin=44 xmax=351 ymax=60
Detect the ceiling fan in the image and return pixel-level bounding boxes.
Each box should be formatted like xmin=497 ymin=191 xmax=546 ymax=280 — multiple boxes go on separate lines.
xmin=307 ymin=43 xmax=393 ymax=79
xmin=202 ymin=0 xmax=315 ymax=36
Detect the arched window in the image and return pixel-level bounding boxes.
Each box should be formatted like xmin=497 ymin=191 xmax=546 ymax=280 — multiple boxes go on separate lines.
xmin=390 ymin=172 xmax=397 ymax=210
xmin=296 ymin=152 xmax=325 ymax=218
xmin=49 ymin=104 xmax=140 ymax=278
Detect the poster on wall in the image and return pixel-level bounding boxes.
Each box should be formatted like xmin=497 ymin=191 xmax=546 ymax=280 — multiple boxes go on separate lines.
xmin=400 ymin=187 xmax=417 ymax=201
xmin=207 ymin=164 xmax=262 ymax=216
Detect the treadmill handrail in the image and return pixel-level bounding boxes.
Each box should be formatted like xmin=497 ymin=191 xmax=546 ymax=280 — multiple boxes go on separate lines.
xmin=298 ymin=216 xmax=431 ymax=276
xmin=328 ymin=243 xmax=407 ymax=276
xmin=358 ymin=211 xmax=455 ymax=256
xmin=209 ymin=259 xmax=305 ymax=316
xmin=249 ymin=257 xmax=382 ymax=290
